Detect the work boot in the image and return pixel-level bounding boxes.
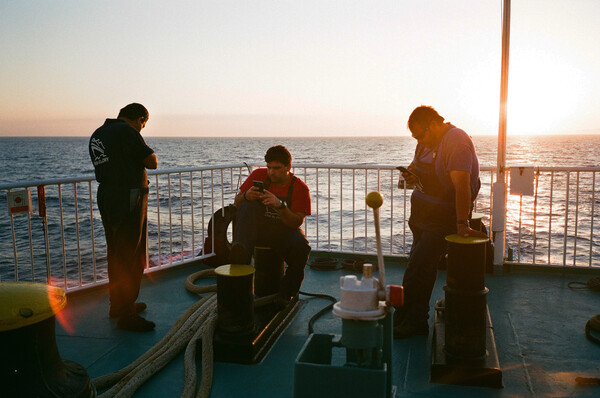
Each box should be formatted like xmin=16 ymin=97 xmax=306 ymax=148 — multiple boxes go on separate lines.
xmin=117 ymin=314 xmax=156 ymax=332
xmin=110 ymin=302 xmax=147 ymax=318
xmin=229 ymin=242 xmax=250 ymax=265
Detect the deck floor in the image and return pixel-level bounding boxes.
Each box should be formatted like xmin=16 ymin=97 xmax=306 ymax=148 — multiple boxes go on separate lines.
xmin=55 ymin=254 xmax=600 ymax=397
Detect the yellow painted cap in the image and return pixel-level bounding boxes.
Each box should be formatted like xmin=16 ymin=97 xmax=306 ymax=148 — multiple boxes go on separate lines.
xmin=471 ymin=212 xmax=486 ymax=220
xmin=0 ymin=282 xmax=67 ymax=332
xmin=445 ymin=234 xmax=489 ymax=245
xmin=215 ymin=264 xmax=256 ymax=277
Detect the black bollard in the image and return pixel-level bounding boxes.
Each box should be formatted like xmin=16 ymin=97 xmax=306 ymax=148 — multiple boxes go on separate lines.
xmin=215 ymin=264 xmax=255 ymax=332
xmin=0 ymin=282 xmax=95 ymax=397
xmin=253 ymin=246 xmax=284 ymax=298
xmin=470 ymin=212 xmax=485 ymax=232
xmin=431 ymin=234 xmax=503 ymax=388
xmin=444 ymin=234 xmax=488 ymax=359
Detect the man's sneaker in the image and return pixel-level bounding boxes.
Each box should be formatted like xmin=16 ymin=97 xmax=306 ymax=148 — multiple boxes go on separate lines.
xmin=229 ymin=242 xmax=250 ymax=265
xmin=393 ymin=319 xmax=429 ymax=339
xmin=117 ymin=314 xmax=156 ymax=332
xmin=110 ymin=302 xmax=147 ymax=318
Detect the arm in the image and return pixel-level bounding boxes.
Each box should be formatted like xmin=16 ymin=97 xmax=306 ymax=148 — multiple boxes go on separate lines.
xmin=260 ymin=190 xmax=305 ymax=229
xmin=449 ymin=170 xmax=487 ymax=238
xmin=234 ymin=185 xmax=262 ymax=208
xmin=400 ymin=162 xmax=418 ymax=185
xmin=143 ymin=153 xmax=158 ymax=169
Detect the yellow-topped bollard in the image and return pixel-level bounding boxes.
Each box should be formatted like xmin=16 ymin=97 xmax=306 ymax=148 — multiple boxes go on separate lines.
xmin=0 ymin=282 xmax=94 ymax=397
xmin=444 ymin=234 xmax=489 ymax=359
xmin=0 ymin=282 xmax=66 ymax=332
xmin=430 ymin=233 xmax=501 ymax=388
xmin=215 ymin=264 xmax=256 ymax=333
xmin=445 ymin=234 xmax=489 ymax=292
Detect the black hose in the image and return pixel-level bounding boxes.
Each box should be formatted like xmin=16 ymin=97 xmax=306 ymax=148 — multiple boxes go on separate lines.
xmin=299 ymin=291 xmax=337 ymax=334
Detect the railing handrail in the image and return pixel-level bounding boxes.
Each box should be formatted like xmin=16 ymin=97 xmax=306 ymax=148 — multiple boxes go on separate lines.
xmin=2 ymin=162 xmax=599 ymax=291
xmin=0 ymin=163 xmax=256 ymax=190
xmin=3 ymin=164 xmax=599 ymax=191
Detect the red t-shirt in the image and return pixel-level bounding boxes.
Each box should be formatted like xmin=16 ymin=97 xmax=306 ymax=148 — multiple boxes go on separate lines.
xmin=240 ymin=168 xmax=312 ymax=216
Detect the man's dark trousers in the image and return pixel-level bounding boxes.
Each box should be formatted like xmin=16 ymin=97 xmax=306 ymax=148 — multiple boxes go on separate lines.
xmin=98 ymin=184 xmax=148 ymax=317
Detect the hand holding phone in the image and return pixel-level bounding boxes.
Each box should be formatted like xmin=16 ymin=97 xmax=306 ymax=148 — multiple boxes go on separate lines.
xmin=396 ymin=166 xmax=424 ymax=191
xmin=253 ymin=180 xmax=265 ymax=193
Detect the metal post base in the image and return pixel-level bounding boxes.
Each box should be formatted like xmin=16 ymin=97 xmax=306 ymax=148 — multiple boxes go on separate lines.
xmin=213 ymin=297 xmax=303 ymax=364
xmin=431 ymin=305 xmax=503 ymax=388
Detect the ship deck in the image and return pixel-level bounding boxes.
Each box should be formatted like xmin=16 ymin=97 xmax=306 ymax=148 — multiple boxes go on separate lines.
xmin=56 ymin=253 xmax=600 ymax=398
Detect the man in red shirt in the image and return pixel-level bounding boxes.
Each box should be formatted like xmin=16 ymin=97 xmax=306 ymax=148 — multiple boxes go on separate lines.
xmin=231 ymin=145 xmax=311 ymax=307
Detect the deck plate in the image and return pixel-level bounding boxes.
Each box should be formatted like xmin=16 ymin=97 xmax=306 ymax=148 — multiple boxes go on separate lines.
xmin=213 ymin=298 xmax=304 ymax=364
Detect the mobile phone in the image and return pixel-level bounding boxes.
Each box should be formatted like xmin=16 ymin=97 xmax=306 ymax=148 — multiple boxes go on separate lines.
xmin=396 ymin=166 xmax=424 ymax=191
xmin=253 ymin=180 xmax=264 ymax=192
xmin=396 ymin=166 xmax=417 ymax=178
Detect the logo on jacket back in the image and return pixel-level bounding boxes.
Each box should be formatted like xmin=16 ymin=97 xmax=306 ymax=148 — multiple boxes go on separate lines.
xmin=90 ymin=138 xmax=109 ymax=166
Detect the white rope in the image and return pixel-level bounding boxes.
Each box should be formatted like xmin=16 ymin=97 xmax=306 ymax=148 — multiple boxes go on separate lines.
xmin=181 ymin=305 xmax=218 ymax=398
xmin=95 ymin=294 xmax=217 ymax=398
xmin=113 ymin=298 xmax=217 ymax=398
xmin=93 ymin=293 xmax=215 ymax=391
xmin=93 ymin=267 xmax=277 ymax=397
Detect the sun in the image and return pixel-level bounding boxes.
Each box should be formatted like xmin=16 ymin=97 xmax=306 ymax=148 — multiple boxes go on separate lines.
xmin=506 ymin=51 xmax=582 ymax=135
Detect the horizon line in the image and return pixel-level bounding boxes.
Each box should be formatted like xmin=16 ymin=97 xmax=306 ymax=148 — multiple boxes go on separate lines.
xmin=2 ymin=132 xmax=600 ymax=139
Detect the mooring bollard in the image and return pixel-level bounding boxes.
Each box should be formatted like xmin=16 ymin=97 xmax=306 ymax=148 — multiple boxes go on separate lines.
xmin=215 ymin=264 xmax=255 ymax=332
xmin=431 ymin=234 xmax=503 ymax=388
xmin=444 ymin=234 xmax=489 ymax=359
xmin=0 ymin=282 xmax=95 ymax=397
xmin=254 ymin=246 xmax=284 ymax=298
xmin=470 ymin=212 xmax=485 ymax=232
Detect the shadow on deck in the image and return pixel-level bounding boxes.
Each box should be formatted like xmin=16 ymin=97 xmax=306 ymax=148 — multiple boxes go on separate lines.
xmin=55 ymin=253 xmax=600 ymax=397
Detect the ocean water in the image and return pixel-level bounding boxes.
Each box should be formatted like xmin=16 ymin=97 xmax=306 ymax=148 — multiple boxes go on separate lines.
xmin=1 ymin=135 xmax=600 ymax=185
xmin=1 ymin=135 xmax=599 ymax=283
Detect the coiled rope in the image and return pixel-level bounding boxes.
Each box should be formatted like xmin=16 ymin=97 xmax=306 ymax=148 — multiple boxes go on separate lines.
xmin=574 ymin=318 xmax=600 ymax=383
xmin=341 ymin=257 xmax=371 ymax=272
xmin=567 ymin=276 xmax=600 ymax=291
xmin=309 ymin=256 xmax=372 ymax=272
xmin=309 ymin=257 xmax=341 ymax=270
xmin=94 ymin=292 xmax=218 ymax=398
xmin=93 ymin=267 xmax=278 ymax=398
xmin=585 ymin=314 xmax=600 ymax=345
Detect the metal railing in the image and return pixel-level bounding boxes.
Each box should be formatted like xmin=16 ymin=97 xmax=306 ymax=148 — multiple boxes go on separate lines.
xmin=1 ymin=164 xmax=598 ymax=292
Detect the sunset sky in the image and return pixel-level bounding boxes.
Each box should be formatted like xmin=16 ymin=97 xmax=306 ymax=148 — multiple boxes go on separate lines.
xmin=1 ymin=0 xmax=599 ymax=137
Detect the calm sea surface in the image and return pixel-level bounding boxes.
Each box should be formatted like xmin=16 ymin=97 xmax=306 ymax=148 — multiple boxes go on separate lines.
xmin=1 ymin=135 xmax=599 ymax=282
xmin=1 ymin=135 xmax=600 ymax=184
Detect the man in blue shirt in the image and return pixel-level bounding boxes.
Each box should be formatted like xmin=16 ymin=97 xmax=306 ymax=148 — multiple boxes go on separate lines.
xmin=396 ymin=105 xmax=486 ymax=338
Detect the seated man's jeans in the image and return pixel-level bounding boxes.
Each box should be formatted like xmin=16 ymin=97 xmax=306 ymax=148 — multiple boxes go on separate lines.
xmin=233 ymin=200 xmax=311 ymax=299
